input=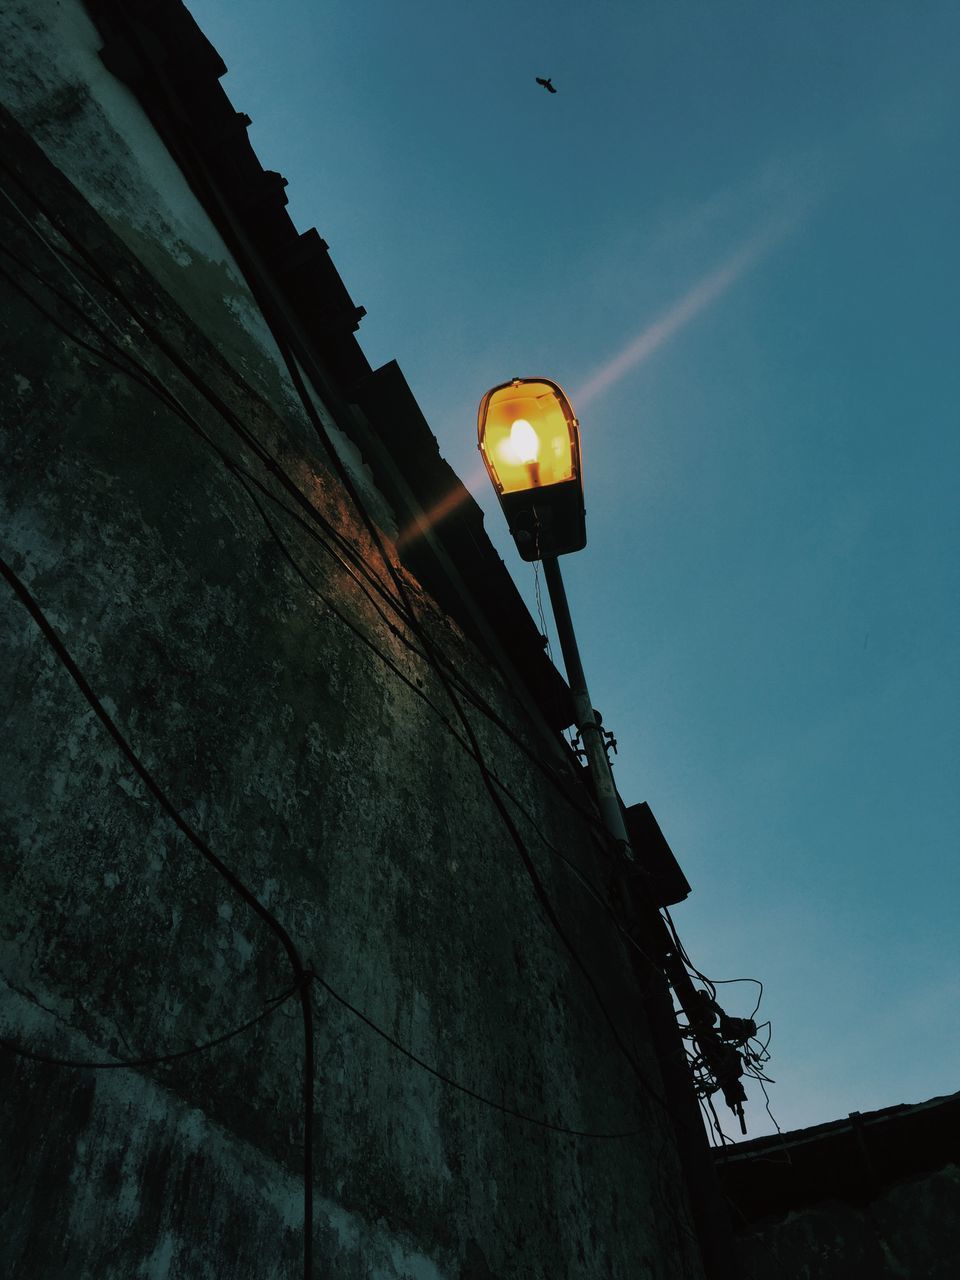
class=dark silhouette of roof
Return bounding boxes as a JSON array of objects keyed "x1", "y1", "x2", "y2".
[{"x1": 717, "y1": 1090, "x2": 960, "y2": 1222}]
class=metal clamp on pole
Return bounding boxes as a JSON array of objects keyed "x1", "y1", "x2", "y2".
[{"x1": 541, "y1": 555, "x2": 634, "y2": 863}]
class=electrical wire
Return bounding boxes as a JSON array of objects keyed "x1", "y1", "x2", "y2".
[
  {"x1": 0, "y1": 222, "x2": 412, "y2": 633},
  {"x1": 1, "y1": 963, "x2": 643, "y2": 1139},
  {"x1": 33, "y1": 174, "x2": 604, "y2": 827},
  {"x1": 532, "y1": 561, "x2": 579, "y2": 755},
  {"x1": 704, "y1": 1093, "x2": 735, "y2": 1148},
  {"x1": 0, "y1": 183, "x2": 671, "y2": 1116},
  {"x1": 0, "y1": 64, "x2": 789, "y2": 1278},
  {"x1": 668, "y1": 900, "x2": 776, "y2": 1136},
  {"x1": 0, "y1": 548, "x2": 680, "y2": 1235},
  {"x1": 0, "y1": 554, "x2": 316, "y2": 1280},
  {"x1": 2, "y1": 227, "x2": 649, "y2": 1008},
  {"x1": 0, "y1": 245, "x2": 458, "y2": 732},
  {"x1": 662, "y1": 905, "x2": 766, "y2": 1023},
  {"x1": 0, "y1": 979, "x2": 302, "y2": 1070},
  {"x1": 0, "y1": 547, "x2": 663, "y2": 1146},
  {"x1": 533, "y1": 562, "x2": 549, "y2": 658},
  {"x1": 0, "y1": 193, "x2": 615, "y2": 850},
  {"x1": 698, "y1": 1096, "x2": 723, "y2": 1150},
  {"x1": 752, "y1": 1021, "x2": 773, "y2": 1053},
  {"x1": 0, "y1": 149, "x2": 757, "y2": 1247},
  {"x1": 312, "y1": 978, "x2": 646, "y2": 1140},
  {"x1": 705, "y1": 975, "x2": 764, "y2": 1021},
  {"x1": 273, "y1": 324, "x2": 674, "y2": 1119},
  {"x1": 2, "y1": 237, "x2": 619, "y2": 929},
  {"x1": 0, "y1": 423, "x2": 672, "y2": 1262}
]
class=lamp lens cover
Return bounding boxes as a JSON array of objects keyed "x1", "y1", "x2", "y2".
[{"x1": 479, "y1": 381, "x2": 577, "y2": 493}]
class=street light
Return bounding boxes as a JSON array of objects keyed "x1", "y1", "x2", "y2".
[
  {"x1": 478, "y1": 376, "x2": 753, "y2": 1138},
  {"x1": 477, "y1": 377, "x2": 585, "y2": 561},
  {"x1": 478, "y1": 376, "x2": 630, "y2": 857}
]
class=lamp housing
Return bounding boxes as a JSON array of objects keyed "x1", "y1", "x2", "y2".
[{"x1": 477, "y1": 377, "x2": 586, "y2": 561}]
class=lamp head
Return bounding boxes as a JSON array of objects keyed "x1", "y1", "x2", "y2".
[{"x1": 477, "y1": 377, "x2": 586, "y2": 561}]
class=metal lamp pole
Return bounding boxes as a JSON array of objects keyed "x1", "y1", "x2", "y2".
[
  {"x1": 543, "y1": 552, "x2": 748, "y2": 1131},
  {"x1": 541, "y1": 555, "x2": 633, "y2": 861},
  {"x1": 475, "y1": 378, "x2": 630, "y2": 857},
  {"x1": 478, "y1": 379, "x2": 746, "y2": 1267}
]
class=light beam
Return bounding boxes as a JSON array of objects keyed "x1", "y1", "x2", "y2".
[{"x1": 573, "y1": 217, "x2": 799, "y2": 409}]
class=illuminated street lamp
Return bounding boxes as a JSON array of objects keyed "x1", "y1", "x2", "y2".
[
  {"x1": 479, "y1": 379, "x2": 757, "y2": 1142},
  {"x1": 478, "y1": 377, "x2": 631, "y2": 857},
  {"x1": 477, "y1": 377, "x2": 585, "y2": 561}
]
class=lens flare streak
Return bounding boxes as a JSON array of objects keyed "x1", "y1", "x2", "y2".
[{"x1": 573, "y1": 217, "x2": 799, "y2": 408}]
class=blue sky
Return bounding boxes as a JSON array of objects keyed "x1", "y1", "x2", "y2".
[{"x1": 185, "y1": 0, "x2": 959, "y2": 1138}]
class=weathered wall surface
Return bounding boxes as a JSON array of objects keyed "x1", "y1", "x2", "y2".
[
  {"x1": 0, "y1": 0, "x2": 394, "y2": 530},
  {"x1": 0, "y1": 3, "x2": 704, "y2": 1277},
  {"x1": 734, "y1": 1163, "x2": 960, "y2": 1279}
]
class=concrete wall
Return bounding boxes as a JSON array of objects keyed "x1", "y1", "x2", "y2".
[
  {"x1": 0, "y1": 3, "x2": 704, "y2": 1276},
  {"x1": 735, "y1": 1163, "x2": 960, "y2": 1279},
  {"x1": 0, "y1": 0, "x2": 393, "y2": 530}
]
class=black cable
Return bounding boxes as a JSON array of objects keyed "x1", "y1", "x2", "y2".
[
  {"x1": 0, "y1": 979, "x2": 302, "y2": 1070},
  {"x1": 663, "y1": 905, "x2": 774, "y2": 1128},
  {"x1": 0, "y1": 550, "x2": 657, "y2": 1138},
  {"x1": 705, "y1": 1094, "x2": 735, "y2": 1148},
  {"x1": 0, "y1": 209, "x2": 663, "y2": 1110},
  {"x1": 745, "y1": 1033, "x2": 772, "y2": 1067},
  {"x1": 0, "y1": 248, "x2": 461, "y2": 737},
  {"x1": 2, "y1": 236, "x2": 630, "y2": 981},
  {"x1": 0, "y1": 541, "x2": 683, "y2": 1280},
  {"x1": 697, "y1": 1096, "x2": 727, "y2": 1151},
  {"x1": 1, "y1": 142, "x2": 641, "y2": 882},
  {"x1": 0, "y1": 177, "x2": 411, "y2": 635},
  {"x1": 0, "y1": 77, "x2": 763, "y2": 1266},
  {"x1": 276, "y1": 337, "x2": 673, "y2": 1118},
  {"x1": 0, "y1": 234, "x2": 413, "y2": 637},
  {"x1": 0, "y1": 161, "x2": 722, "y2": 1199},
  {"x1": 0, "y1": 559, "x2": 306, "y2": 971},
  {"x1": 313, "y1": 978, "x2": 645, "y2": 1140},
  {"x1": 662, "y1": 908, "x2": 718, "y2": 1002},
  {"x1": 752, "y1": 1022, "x2": 773, "y2": 1054},
  {"x1": 714, "y1": 975, "x2": 764, "y2": 1022},
  {"x1": 749, "y1": 1075, "x2": 791, "y2": 1158},
  {"x1": 0, "y1": 562, "x2": 658, "y2": 1149},
  {"x1": 14, "y1": 175, "x2": 611, "y2": 842},
  {"x1": 662, "y1": 908, "x2": 764, "y2": 1012},
  {"x1": 0, "y1": 555, "x2": 316, "y2": 1280},
  {"x1": 0, "y1": 205, "x2": 612, "y2": 848},
  {"x1": 4, "y1": 242, "x2": 608, "y2": 926}
]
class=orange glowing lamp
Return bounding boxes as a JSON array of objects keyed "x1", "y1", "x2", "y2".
[{"x1": 477, "y1": 377, "x2": 585, "y2": 561}]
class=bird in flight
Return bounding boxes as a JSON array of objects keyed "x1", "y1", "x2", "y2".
[{"x1": 536, "y1": 76, "x2": 557, "y2": 94}]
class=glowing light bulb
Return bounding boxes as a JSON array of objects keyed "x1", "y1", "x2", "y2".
[{"x1": 509, "y1": 419, "x2": 539, "y2": 464}]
